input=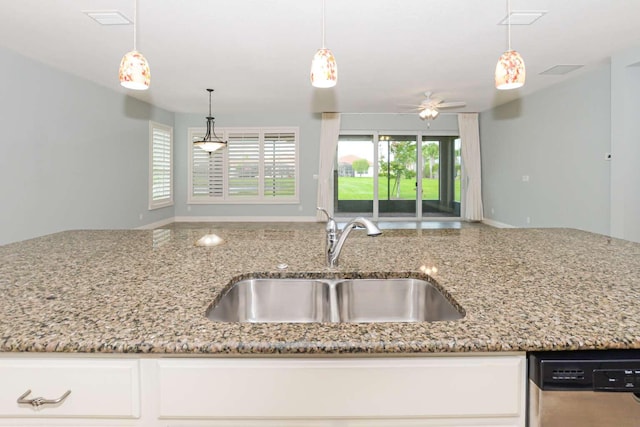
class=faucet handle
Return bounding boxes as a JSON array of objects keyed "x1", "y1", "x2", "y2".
[
  {"x1": 317, "y1": 207, "x2": 333, "y2": 221},
  {"x1": 316, "y1": 207, "x2": 337, "y2": 234}
]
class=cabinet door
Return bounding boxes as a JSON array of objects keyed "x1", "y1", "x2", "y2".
[
  {"x1": 157, "y1": 355, "x2": 525, "y2": 420},
  {"x1": 0, "y1": 358, "x2": 140, "y2": 419}
]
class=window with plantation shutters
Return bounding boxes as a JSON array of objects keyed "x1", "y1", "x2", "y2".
[
  {"x1": 148, "y1": 122, "x2": 173, "y2": 209},
  {"x1": 228, "y1": 132, "x2": 260, "y2": 197},
  {"x1": 188, "y1": 127, "x2": 299, "y2": 204},
  {"x1": 264, "y1": 132, "x2": 296, "y2": 197}
]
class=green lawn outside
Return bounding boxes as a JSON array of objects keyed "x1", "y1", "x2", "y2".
[{"x1": 338, "y1": 177, "x2": 461, "y2": 202}]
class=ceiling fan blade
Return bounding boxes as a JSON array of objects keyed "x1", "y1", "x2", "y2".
[{"x1": 437, "y1": 101, "x2": 466, "y2": 109}]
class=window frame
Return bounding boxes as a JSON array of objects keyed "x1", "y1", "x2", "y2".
[
  {"x1": 148, "y1": 121, "x2": 174, "y2": 210},
  {"x1": 187, "y1": 126, "x2": 300, "y2": 204}
]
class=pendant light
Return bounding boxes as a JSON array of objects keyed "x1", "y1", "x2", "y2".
[
  {"x1": 495, "y1": 0, "x2": 525, "y2": 90},
  {"x1": 119, "y1": 0, "x2": 150, "y2": 90},
  {"x1": 310, "y1": 0, "x2": 337, "y2": 88},
  {"x1": 194, "y1": 89, "x2": 227, "y2": 153}
]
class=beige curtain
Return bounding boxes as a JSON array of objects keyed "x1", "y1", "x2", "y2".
[
  {"x1": 316, "y1": 113, "x2": 341, "y2": 220},
  {"x1": 458, "y1": 113, "x2": 484, "y2": 221}
]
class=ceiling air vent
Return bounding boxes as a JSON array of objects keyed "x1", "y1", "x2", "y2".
[
  {"x1": 83, "y1": 11, "x2": 131, "y2": 26},
  {"x1": 498, "y1": 11, "x2": 547, "y2": 25},
  {"x1": 540, "y1": 65, "x2": 584, "y2": 76}
]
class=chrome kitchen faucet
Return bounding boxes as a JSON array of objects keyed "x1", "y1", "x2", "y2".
[{"x1": 317, "y1": 207, "x2": 382, "y2": 268}]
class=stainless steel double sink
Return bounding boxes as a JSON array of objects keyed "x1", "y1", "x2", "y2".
[{"x1": 206, "y1": 277, "x2": 464, "y2": 323}]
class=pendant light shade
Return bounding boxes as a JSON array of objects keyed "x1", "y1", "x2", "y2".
[
  {"x1": 119, "y1": 0, "x2": 150, "y2": 90},
  {"x1": 495, "y1": 0, "x2": 525, "y2": 90},
  {"x1": 495, "y1": 49, "x2": 525, "y2": 90},
  {"x1": 119, "y1": 50, "x2": 150, "y2": 90},
  {"x1": 310, "y1": 0, "x2": 337, "y2": 88},
  {"x1": 311, "y1": 48, "x2": 338, "y2": 88},
  {"x1": 194, "y1": 89, "x2": 227, "y2": 153}
]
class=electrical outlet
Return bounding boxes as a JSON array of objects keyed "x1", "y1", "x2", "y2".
[
  {"x1": 522, "y1": 175, "x2": 530, "y2": 182},
  {"x1": 139, "y1": 213, "x2": 143, "y2": 220},
  {"x1": 526, "y1": 216, "x2": 531, "y2": 224}
]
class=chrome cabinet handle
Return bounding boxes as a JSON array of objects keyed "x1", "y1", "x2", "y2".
[{"x1": 17, "y1": 389, "x2": 71, "y2": 408}]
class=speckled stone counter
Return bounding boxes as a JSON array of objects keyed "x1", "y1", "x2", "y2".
[{"x1": 1, "y1": 223, "x2": 639, "y2": 355}]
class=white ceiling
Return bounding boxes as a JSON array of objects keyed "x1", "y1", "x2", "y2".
[{"x1": 1, "y1": 0, "x2": 640, "y2": 115}]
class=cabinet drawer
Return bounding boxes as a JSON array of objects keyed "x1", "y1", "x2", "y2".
[
  {"x1": 0, "y1": 358, "x2": 140, "y2": 418},
  {"x1": 158, "y1": 355, "x2": 525, "y2": 419}
]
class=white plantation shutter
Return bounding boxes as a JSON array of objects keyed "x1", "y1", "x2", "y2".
[
  {"x1": 192, "y1": 146, "x2": 224, "y2": 198},
  {"x1": 149, "y1": 122, "x2": 173, "y2": 209},
  {"x1": 188, "y1": 127, "x2": 299, "y2": 203},
  {"x1": 264, "y1": 132, "x2": 296, "y2": 198},
  {"x1": 227, "y1": 132, "x2": 260, "y2": 197}
]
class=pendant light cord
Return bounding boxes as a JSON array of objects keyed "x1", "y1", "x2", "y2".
[
  {"x1": 133, "y1": 0, "x2": 137, "y2": 51},
  {"x1": 507, "y1": 0, "x2": 511, "y2": 51},
  {"x1": 321, "y1": 0, "x2": 326, "y2": 48}
]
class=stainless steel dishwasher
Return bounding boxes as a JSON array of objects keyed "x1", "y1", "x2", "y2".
[{"x1": 529, "y1": 350, "x2": 640, "y2": 426}]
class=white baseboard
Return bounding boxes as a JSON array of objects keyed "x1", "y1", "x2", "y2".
[
  {"x1": 482, "y1": 218, "x2": 516, "y2": 228},
  {"x1": 173, "y1": 215, "x2": 319, "y2": 223},
  {"x1": 136, "y1": 217, "x2": 175, "y2": 230}
]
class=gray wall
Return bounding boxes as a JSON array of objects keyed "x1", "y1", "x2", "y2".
[
  {"x1": 341, "y1": 113, "x2": 459, "y2": 134},
  {"x1": 173, "y1": 112, "x2": 459, "y2": 221},
  {"x1": 0, "y1": 47, "x2": 175, "y2": 245},
  {"x1": 480, "y1": 65, "x2": 612, "y2": 235},
  {"x1": 611, "y1": 46, "x2": 640, "y2": 243},
  {"x1": 174, "y1": 112, "x2": 322, "y2": 220}
]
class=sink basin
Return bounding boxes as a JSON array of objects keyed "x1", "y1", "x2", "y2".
[
  {"x1": 206, "y1": 279, "x2": 331, "y2": 323},
  {"x1": 335, "y1": 279, "x2": 463, "y2": 322},
  {"x1": 206, "y1": 277, "x2": 464, "y2": 323}
]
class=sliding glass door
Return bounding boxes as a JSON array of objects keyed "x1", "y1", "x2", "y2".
[
  {"x1": 378, "y1": 135, "x2": 417, "y2": 217},
  {"x1": 335, "y1": 132, "x2": 461, "y2": 219},
  {"x1": 420, "y1": 136, "x2": 461, "y2": 217},
  {"x1": 335, "y1": 135, "x2": 375, "y2": 217}
]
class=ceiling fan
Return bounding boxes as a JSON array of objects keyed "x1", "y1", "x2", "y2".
[{"x1": 408, "y1": 91, "x2": 467, "y2": 121}]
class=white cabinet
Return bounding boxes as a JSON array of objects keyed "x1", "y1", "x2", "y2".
[
  {"x1": 157, "y1": 354, "x2": 526, "y2": 426},
  {"x1": 0, "y1": 357, "x2": 140, "y2": 426},
  {"x1": 0, "y1": 353, "x2": 526, "y2": 427}
]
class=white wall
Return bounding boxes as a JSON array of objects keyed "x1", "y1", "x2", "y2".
[
  {"x1": 480, "y1": 65, "x2": 612, "y2": 235},
  {"x1": 611, "y1": 46, "x2": 640, "y2": 243},
  {"x1": 0, "y1": 47, "x2": 175, "y2": 245}
]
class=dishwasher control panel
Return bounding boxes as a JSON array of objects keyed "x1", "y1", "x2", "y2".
[
  {"x1": 529, "y1": 350, "x2": 640, "y2": 391},
  {"x1": 594, "y1": 369, "x2": 640, "y2": 391}
]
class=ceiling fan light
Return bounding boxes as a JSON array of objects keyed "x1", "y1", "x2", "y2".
[
  {"x1": 310, "y1": 48, "x2": 338, "y2": 88},
  {"x1": 119, "y1": 50, "x2": 150, "y2": 90},
  {"x1": 495, "y1": 49, "x2": 526, "y2": 90},
  {"x1": 419, "y1": 107, "x2": 439, "y2": 120}
]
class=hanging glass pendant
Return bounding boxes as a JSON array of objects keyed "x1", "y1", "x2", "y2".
[
  {"x1": 494, "y1": 0, "x2": 525, "y2": 90},
  {"x1": 119, "y1": 0, "x2": 150, "y2": 90},
  {"x1": 310, "y1": 0, "x2": 337, "y2": 88},
  {"x1": 119, "y1": 50, "x2": 150, "y2": 90},
  {"x1": 310, "y1": 47, "x2": 338, "y2": 88},
  {"x1": 495, "y1": 49, "x2": 525, "y2": 90}
]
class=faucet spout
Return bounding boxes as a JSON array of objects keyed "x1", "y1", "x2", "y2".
[{"x1": 317, "y1": 209, "x2": 381, "y2": 267}]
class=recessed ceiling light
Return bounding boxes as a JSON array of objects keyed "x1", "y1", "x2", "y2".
[
  {"x1": 84, "y1": 11, "x2": 131, "y2": 26},
  {"x1": 540, "y1": 65, "x2": 584, "y2": 75},
  {"x1": 499, "y1": 11, "x2": 547, "y2": 25}
]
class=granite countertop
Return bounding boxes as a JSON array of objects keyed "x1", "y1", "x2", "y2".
[{"x1": 1, "y1": 223, "x2": 639, "y2": 355}]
